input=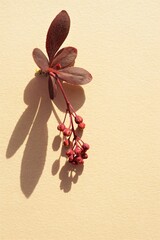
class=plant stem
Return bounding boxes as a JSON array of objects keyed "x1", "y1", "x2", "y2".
[{"x1": 49, "y1": 72, "x2": 77, "y2": 138}]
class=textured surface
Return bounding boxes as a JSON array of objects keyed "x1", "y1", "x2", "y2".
[{"x1": 1, "y1": 0, "x2": 160, "y2": 239}]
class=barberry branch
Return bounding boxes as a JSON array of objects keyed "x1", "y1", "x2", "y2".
[{"x1": 49, "y1": 71, "x2": 90, "y2": 165}]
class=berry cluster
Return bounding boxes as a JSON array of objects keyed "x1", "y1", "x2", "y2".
[
  {"x1": 57, "y1": 111, "x2": 90, "y2": 165},
  {"x1": 66, "y1": 143, "x2": 89, "y2": 165}
]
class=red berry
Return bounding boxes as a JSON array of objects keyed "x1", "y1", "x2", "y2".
[
  {"x1": 82, "y1": 143, "x2": 90, "y2": 151},
  {"x1": 75, "y1": 147, "x2": 82, "y2": 155},
  {"x1": 71, "y1": 160, "x2": 77, "y2": 165},
  {"x1": 57, "y1": 123, "x2": 65, "y2": 131},
  {"x1": 77, "y1": 157, "x2": 84, "y2": 164},
  {"x1": 63, "y1": 139, "x2": 70, "y2": 146},
  {"x1": 69, "y1": 155, "x2": 74, "y2": 162},
  {"x1": 55, "y1": 63, "x2": 62, "y2": 70},
  {"x1": 82, "y1": 153, "x2": 88, "y2": 159},
  {"x1": 79, "y1": 160, "x2": 84, "y2": 164},
  {"x1": 78, "y1": 122, "x2": 85, "y2": 129},
  {"x1": 76, "y1": 156, "x2": 83, "y2": 163},
  {"x1": 66, "y1": 149, "x2": 74, "y2": 156},
  {"x1": 75, "y1": 115, "x2": 83, "y2": 124},
  {"x1": 63, "y1": 128, "x2": 72, "y2": 136}
]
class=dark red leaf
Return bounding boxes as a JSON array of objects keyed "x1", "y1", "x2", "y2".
[
  {"x1": 48, "y1": 76, "x2": 57, "y2": 99},
  {"x1": 57, "y1": 67, "x2": 92, "y2": 85},
  {"x1": 50, "y1": 47, "x2": 77, "y2": 68},
  {"x1": 46, "y1": 10, "x2": 70, "y2": 62},
  {"x1": 32, "y1": 48, "x2": 49, "y2": 72}
]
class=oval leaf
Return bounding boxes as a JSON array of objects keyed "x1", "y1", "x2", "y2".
[
  {"x1": 48, "y1": 76, "x2": 57, "y2": 99},
  {"x1": 32, "y1": 48, "x2": 49, "y2": 72},
  {"x1": 46, "y1": 10, "x2": 70, "y2": 62},
  {"x1": 58, "y1": 67, "x2": 92, "y2": 85},
  {"x1": 50, "y1": 47, "x2": 77, "y2": 68}
]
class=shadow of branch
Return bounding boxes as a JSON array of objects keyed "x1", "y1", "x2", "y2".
[
  {"x1": 6, "y1": 75, "x2": 86, "y2": 196},
  {"x1": 20, "y1": 97, "x2": 52, "y2": 198}
]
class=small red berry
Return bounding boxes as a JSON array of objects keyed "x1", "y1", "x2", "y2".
[
  {"x1": 63, "y1": 139, "x2": 70, "y2": 146},
  {"x1": 57, "y1": 123, "x2": 65, "y2": 131},
  {"x1": 75, "y1": 115, "x2": 83, "y2": 124},
  {"x1": 66, "y1": 149, "x2": 74, "y2": 156},
  {"x1": 78, "y1": 122, "x2": 85, "y2": 129},
  {"x1": 82, "y1": 143, "x2": 90, "y2": 151},
  {"x1": 79, "y1": 160, "x2": 84, "y2": 164},
  {"x1": 55, "y1": 63, "x2": 62, "y2": 70},
  {"x1": 69, "y1": 155, "x2": 74, "y2": 162},
  {"x1": 63, "y1": 128, "x2": 72, "y2": 136},
  {"x1": 82, "y1": 153, "x2": 88, "y2": 159},
  {"x1": 71, "y1": 160, "x2": 77, "y2": 165},
  {"x1": 76, "y1": 156, "x2": 83, "y2": 163},
  {"x1": 77, "y1": 157, "x2": 84, "y2": 164},
  {"x1": 75, "y1": 147, "x2": 82, "y2": 155}
]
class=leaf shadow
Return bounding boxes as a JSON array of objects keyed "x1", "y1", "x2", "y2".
[
  {"x1": 6, "y1": 75, "x2": 52, "y2": 198},
  {"x1": 53, "y1": 82, "x2": 86, "y2": 112}
]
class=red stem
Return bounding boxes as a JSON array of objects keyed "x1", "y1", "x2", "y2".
[{"x1": 49, "y1": 72, "x2": 77, "y2": 138}]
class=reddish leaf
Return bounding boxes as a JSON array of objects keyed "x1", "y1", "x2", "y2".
[
  {"x1": 57, "y1": 67, "x2": 92, "y2": 85},
  {"x1": 32, "y1": 48, "x2": 49, "y2": 72},
  {"x1": 48, "y1": 76, "x2": 57, "y2": 99},
  {"x1": 50, "y1": 47, "x2": 77, "y2": 68},
  {"x1": 46, "y1": 10, "x2": 70, "y2": 62}
]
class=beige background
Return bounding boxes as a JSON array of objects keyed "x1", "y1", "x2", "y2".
[{"x1": 1, "y1": 0, "x2": 160, "y2": 239}]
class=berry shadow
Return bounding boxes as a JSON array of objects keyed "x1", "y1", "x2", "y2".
[
  {"x1": 59, "y1": 161, "x2": 84, "y2": 192},
  {"x1": 52, "y1": 157, "x2": 84, "y2": 193}
]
